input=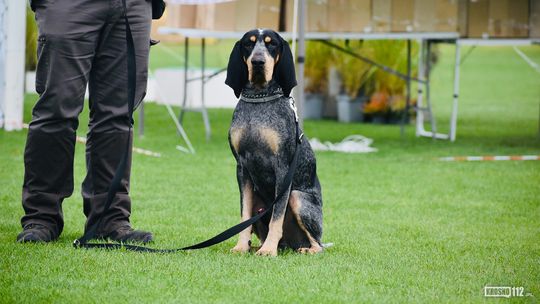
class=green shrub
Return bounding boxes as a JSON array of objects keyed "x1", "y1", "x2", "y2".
[
  {"x1": 306, "y1": 40, "x2": 420, "y2": 100},
  {"x1": 304, "y1": 41, "x2": 333, "y2": 93},
  {"x1": 363, "y1": 40, "x2": 418, "y2": 96},
  {"x1": 25, "y1": 7, "x2": 38, "y2": 71},
  {"x1": 331, "y1": 40, "x2": 376, "y2": 99}
]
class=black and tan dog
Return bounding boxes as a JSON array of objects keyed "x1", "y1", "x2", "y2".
[{"x1": 225, "y1": 29, "x2": 323, "y2": 256}]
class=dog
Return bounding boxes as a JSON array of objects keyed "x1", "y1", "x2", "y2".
[{"x1": 225, "y1": 29, "x2": 323, "y2": 256}]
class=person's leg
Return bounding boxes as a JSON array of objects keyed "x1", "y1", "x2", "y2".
[
  {"x1": 19, "y1": 0, "x2": 107, "y2": 242},
  {"x1": 82, "y1": 0, "x2": 152, "y2": 242}
]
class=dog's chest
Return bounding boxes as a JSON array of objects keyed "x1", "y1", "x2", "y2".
[
  {"x1": 229, "y1": 100, "x2": 293, "y2": 156},
  {"x1": 230, "y1": 126, "x2": 282, "y2": 157}
]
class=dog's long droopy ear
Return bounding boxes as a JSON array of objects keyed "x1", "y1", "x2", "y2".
[
  {"x1": 225, "y1": 41, "x2": 248, "y2": 98},
  {"x1": 274, "y1": 34, "x2": 297, "y2": 97}
]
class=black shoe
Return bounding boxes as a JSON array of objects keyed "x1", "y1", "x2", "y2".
[
  {"x1": 17, "y1": 223, "x2": 57, "y2": 243},
  {"x1": 100, "y1": 226, "x2": 153, "y2": 244}
]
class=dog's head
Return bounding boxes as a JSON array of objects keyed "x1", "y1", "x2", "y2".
[{"x1": 225, "y1": 29, "x2": 297, "y2": 98}]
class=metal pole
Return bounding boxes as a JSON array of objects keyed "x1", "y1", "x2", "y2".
[
  {"x1": 165, "y1": 104, "x2": 195, "y2": 154},
  {"x1": 201, "y1": 38, "x2": 205, "y2": 108},
  {"x1": 201, "y1": 37, "x2": 211, "y2": 140},
  {"x1": 291, "y1": 0, "x2": 298, "y2": 66},
  {"x1": 0, "y1": 0, "x2": 6, "y2": 128},
  {"x1": 401, "y1": 39, "x2": 411, "y2": 137},
  {"x1": 278, "y1": 0, "x2": 286, "y2": 32},
  {"x1": 426, "y1": 40, "x2": 437, "y2": 139},
  {"x1": 2, "y1": 0, "x2": 25, "y2": 131},
  {"x1": 415, "y1": 39, "x2": 425, "y2": 137},
  {"x1": 179, "y1": 36, "x2": 189, "y2": 123},
  {"x1": 296, "y1": 0, "x2": 306, "y2": 128},
  {"x1": 138, "y1": 101, "x2": 144, "y2": 137},
  {"x1": 450, "y1": 40, "x2": 461, "y2": 142}
]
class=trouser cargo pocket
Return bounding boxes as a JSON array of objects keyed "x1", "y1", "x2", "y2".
[{"x1": 35, "y1": 36, "x2": 49, "y2": 95}]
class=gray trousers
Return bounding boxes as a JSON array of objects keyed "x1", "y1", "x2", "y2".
[{"x1": 22, "y1": 0, "x2": 152, "y2": 237}]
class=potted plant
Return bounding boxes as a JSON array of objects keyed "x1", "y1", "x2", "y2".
[
  {"x1": 361, "y1": 40, "x2": 419, "y2": 124},
  {"x1": 332, "y1": 40, "x2": 374, "y2": 123},
  {"x1": 303, "y1": 41, "x2": 332, "y2": 120},
  {"x1": 363, "y1": 91, "x2": 389, "y2": 123}
]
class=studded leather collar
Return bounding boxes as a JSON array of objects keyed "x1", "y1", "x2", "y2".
[
  {"x1": 240, "y1": 87, "x2": 284, "y2": 103},
  {"x1": 240, "y1": 93, "x2": 283, "y2": 103}
]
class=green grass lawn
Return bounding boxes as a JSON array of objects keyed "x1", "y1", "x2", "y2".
[{"x1": 1, "y1": 45, "x2": 539, "y2": 303}]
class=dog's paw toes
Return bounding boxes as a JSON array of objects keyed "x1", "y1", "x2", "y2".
[
  {"x1": 249, "y1": 246, "x2": 261, "y2": 253},
  {"x1": 230, "y1": 245, "x2": 250, "y2": 254},
  {"x1": 297, "y1": 246, "x2": 323, "y2": 254},
  {"x1": 255, "y1": 247, "x2": 277, "y2": 257}
]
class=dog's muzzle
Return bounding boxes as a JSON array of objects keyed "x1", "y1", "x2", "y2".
[
  {"x1": 251, "y1": 58, "x2": 265, "y2": 68},
  {"x1": 251, "y1": 57, "x2": 266, "y2": 83}
]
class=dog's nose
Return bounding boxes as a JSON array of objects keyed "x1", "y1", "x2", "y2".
[{"x1": 251, "y1": 58, "x2": 265, "y2": 67}]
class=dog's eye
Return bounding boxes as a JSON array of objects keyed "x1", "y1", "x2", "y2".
[
  {"x1": 243, "y1": 41, "x2": 254, "y2": 49},
  {"x1": 266, "y1": 40, "x2": 277, "y2": 47}
]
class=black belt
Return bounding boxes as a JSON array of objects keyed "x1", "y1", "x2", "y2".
[{"x1": 73, "y1": 1, "x2": 301, "y2": 252}]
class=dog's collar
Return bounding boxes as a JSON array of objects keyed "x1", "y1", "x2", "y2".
[
  {"x1": 240, "y1": 87, "x2": 284, "y2": 103},
  {"x1": 240, "y1": 93, "x2": 283, "y2": 103}
]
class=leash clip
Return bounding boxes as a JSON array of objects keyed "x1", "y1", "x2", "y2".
[
  {"x1": 288, "y1": 97, "x2": 299, "y2": 122},
  {"x1": 289, "y1": 97, "x2": 303, "y2": 143},
  {"x1": 73, "y1": 239, "x2": 81, "y2": 248}
]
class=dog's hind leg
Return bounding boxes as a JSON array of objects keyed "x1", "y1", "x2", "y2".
[
  {"x1": 231, "y1": 165, "x2": 254, "y2": 254},
  {"x1": 289, "y1": 190, "x2": 323, "y2": 254}
]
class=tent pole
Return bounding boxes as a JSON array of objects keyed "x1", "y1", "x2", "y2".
[
  {"x1": 296, "y1": 0, "x2": 306, "y2": 128},
  {"x1": 2, "y1": 0, "x2": 26, "y2": 131},
  {"x1": 450, "y1": 40, "x2": 461, "y2": 142}
]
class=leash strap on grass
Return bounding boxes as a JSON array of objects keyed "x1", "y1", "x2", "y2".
[
  {"x1": 73, "y1": 5, "x2": 302, "y2": 251},
  {"x1": 74, "y1": 130, "x2": 300, "y2": 253}
]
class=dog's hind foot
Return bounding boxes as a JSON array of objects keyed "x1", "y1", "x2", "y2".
[{"x1": 297, "y1": 245, "x2": 323, "y2": 255}]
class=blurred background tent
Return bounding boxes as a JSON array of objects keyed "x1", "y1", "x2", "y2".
[{"x1": 2, "y1": 0, "x2": 539, "y2": 142}]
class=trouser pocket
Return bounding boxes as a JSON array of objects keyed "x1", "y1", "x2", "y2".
[{"x1": 35, "y1": 36, "x2": 49, "y2": 95}]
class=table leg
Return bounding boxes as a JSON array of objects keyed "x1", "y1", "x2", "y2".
[
  {"x1": 180, "y1": 37, "x2": 189, "y2": 123},
  {"x1": 401, "y1": 39, "x2": 412, "y2": 137},
  {"x1": 450, "y1": 41, "x2": 461, "y2": 142},
  {"x1": 201, "y1": 38, "x2": 211, "y2": 140}
]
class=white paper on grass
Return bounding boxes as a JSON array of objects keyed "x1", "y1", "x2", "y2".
[{"x1": 309, "y1": 135, "x2": 378, "y2": 153}]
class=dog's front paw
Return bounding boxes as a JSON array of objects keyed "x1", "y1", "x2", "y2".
[
  {"x1": 255, "y1": 246, "x2": 277, "y2": 257},
  {"x1": 298, "y1": 246, "x2": 323, "y2": 254},
  {"x1": 230, "y1": 243, "x2": 251, "y2": 254}
]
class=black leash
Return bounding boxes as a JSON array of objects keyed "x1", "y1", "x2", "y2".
[
  {"x1": 74, "y1": 135, "x2": 300, "y2": 252},
  {"x1": 73, "y1": 0, "x2": 302, "y2": 252},
  {"x1": 73, "y1": 0, "x2": 136, "y2": 249},
  {"x1": 74, "y1": 118, "x2": 301, "y2": 253}
]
